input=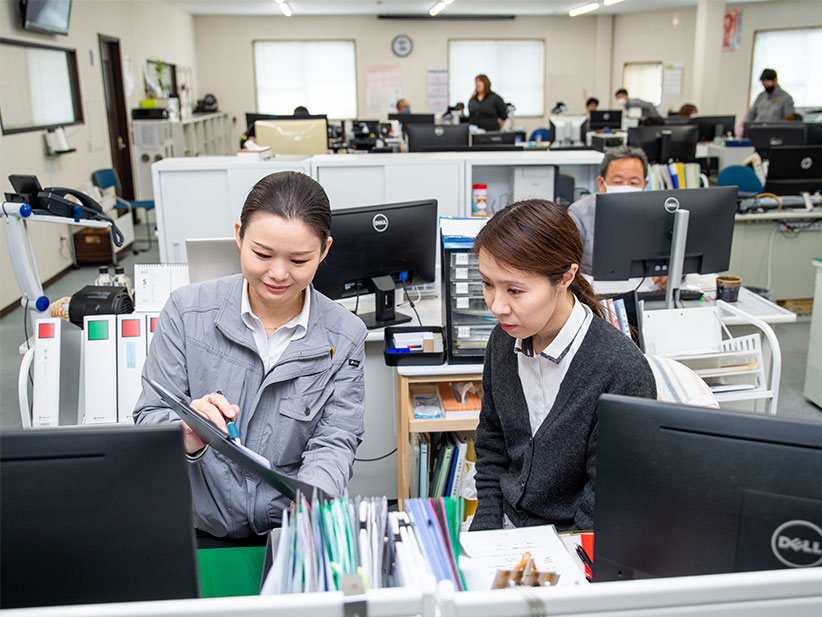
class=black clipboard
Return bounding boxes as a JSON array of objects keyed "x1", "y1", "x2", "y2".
[{"x1": 142, "y1": 376, "x2": 328, "y2": 502}]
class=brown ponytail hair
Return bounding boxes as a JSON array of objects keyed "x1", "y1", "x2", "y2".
[{"x1": 472, "y1": 199, "x2": 604, "y2": 320}]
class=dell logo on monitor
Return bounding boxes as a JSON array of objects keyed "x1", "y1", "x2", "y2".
[
  {"x1": 801, "y1": 156, "x2": 813, "y2": 170},
  {"x1": 372, "y1": 213, "x2": 389, "y2": 232},
  {"x1": 771, "y1": 520, "x2": 822, "y2": 568},
  {"x1": 664, "y1": 197, "x2": 680, "y2": 213}
]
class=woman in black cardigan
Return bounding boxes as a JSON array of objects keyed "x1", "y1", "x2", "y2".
[{"x1": 470, "y1": 200, "x2": 656, "y2": 532}]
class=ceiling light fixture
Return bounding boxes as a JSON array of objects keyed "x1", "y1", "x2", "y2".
[
  {"x1": 430, "y1": 0, "x2": 456, "y2": 17},
  {"x1": 603, "y1": 0, "x2": 626, "y2": 6},
  {"x1": 568, "y1": 3, "x2": 600, "y2": 17},
  {"x1": 278, "y1": 2, "x2": 292, "y2": 17}
]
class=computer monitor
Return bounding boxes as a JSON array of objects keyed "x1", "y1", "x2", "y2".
[
  {"x1": 406, "y1": 124, "x2": 469, "y2": 152},
  {"x1": 594, "y1": 394, "x2": 822, "y2": 581},
  {"x1": 186, "y1": 237, "x2": 241, "y2": 283},
  {"x1": 628, "y1": 125, "x2": 699, "y2": 163},
  {"x1": 550, "y1": 115, "x2": 588, "y2": 148},
  {"x1": 0, "y1": 425, "x2": 200, "y2": 608},
  {"x1": 255, "y1": 117, "x2": 329, "y2": 155},
  {"x1": 589, "y1": 110, "x2": 623, "y2": 131},
  {"x1": 592, "y1": 186, "x2": 738, "y2": 281},
  {"x1": 744, "y1": 122, "x2": 807, "y2": 159},
  {"x1": 763, "y1": 145, "x2": 822, "y2": 195},
  {"x1": 388, "y1": 112, "x2": 435, "y2": 127},
  {"x1": 312, "y1": 200, "x2": 438, "y2": 328},
  {"x1": 471, "y1": 131, "x2": 516, "y2": 147},
  {"x1": 692, "y1": 115, "x2": 735, "y2": 142},
  {"x1": 804, "y1": 123, "x2": 822, "y2": 145}
]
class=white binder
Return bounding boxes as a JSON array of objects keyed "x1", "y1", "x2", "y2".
[
  {"x1": 82, "y1": 315, "x2": 118, "y2": 424},
  {"x1": 117, "y1": 314, "x2": 147, "y2": 424}
]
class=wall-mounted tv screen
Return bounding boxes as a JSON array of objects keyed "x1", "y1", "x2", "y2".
[{"x1": 22, "y1": 0, "x2": 72, "y2": 35}]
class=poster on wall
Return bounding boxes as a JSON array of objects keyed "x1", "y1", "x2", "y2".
[
  {"x1": 662, "y1": 62, "x2": 684, "y2": 97},
  {"x1": 365, "y1": 65, "x2": 402, "y2": 116},
  {"x1": 723, "y1": 9, "x2": 743, "y2": 51},
  {"x1": 426, "y1": 69, "x2": 449, "y2": 114}
]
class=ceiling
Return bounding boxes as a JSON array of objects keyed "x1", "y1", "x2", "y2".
[{"x1": 162, "y1": 0, "x2": 775, "y2": 18}]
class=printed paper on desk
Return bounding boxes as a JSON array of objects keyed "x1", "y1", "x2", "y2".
[
  {"x1": 133, "y1": 264, "x2": 190, "y2": 312},
  {"x1": 458, "y1": 525, "x2": 588, "y2": 590}
]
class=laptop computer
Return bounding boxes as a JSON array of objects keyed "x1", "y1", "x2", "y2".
[{"x1": 186, "y1": 238, "x2": 242, "y2": 284}]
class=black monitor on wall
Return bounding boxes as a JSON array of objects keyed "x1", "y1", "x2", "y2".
[
  {"x1": 763, "y1": 145, "x2": 822, "y2": 195},
  {"x1": 406, "y1": 124, "x2": 469, "y2": 152},
  {"x1": 744, "y1": 122, "x2": 807, "y2": 159},
  {"x1": 22, "y1": 0, "x2": 72, "y2": 34},
  {"x1": 312, "y1": 200, "x2": 438, "y2": 328},
  {"x1": 592, "y1": 186, "x2": 738, "y2": 280},
  {"x1": 589, "y1": 110, "x2": 623, "y2": 131},
  {"x1": 594, "y1": 394, "x2": 822, "y2": 581},
  {"x1": 0, "y1": 425, "x2": 200, "y2": 608},
  {"x1": 628, "y1": 125, "x2": 699, "y2": 163}
]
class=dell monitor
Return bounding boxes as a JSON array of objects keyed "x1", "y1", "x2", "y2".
[
  {"x1": 0, "y1": 425, "x2": 200, "y2": 608},
  {"x1": 407, "y1": 124, "x2": 469, "y2": 152},
  {"x1": 471, "y1": 131, "x2": 516, "y2": 147},
  {"x1": 744, "y1": 122, "x2": 806, "y2": 159},
  {"x1": 312, "y1": 200, "x2": 438, "y2": 328},
  {"x1": 763, "y1": 145, "x2": 822, "y2": 195},
  {"x1": 550, "y1": 115, "x2": 588, "y2": 148},
  {"x1": 628, "y1": 125, "x2": 699, "y2": 163},
  {"x1": 594, "y1": 394, "x2": 822, "y2": 581},
  {"x1": 589, "y1": 110, "x2": 623, "y2": 131},
  {"x1": 592, "y1": 186, "x2": 738, "y2": 281}
]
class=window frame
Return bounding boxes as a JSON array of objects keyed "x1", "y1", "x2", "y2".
[
  {"x1": 0, "y1": 37, "x2": 84, "y2": 135},
  {"x1": 447, "y1": 38, "x2": 546, "y2": 118},
  {"x1": 748, "y1": 26, "x2": 822, "y2": 110},
  {"x1": 621, "y1": 61, "x2": 663, "y2": 107},
  {"x1": 252, "y1": 39, "x2": 359, "y2": 120}
]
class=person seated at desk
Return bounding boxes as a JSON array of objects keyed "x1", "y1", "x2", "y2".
[
  {"x1": 567, "y1": 145, "x2": 649, "y2": 277},
  {"x1": 396, "y1": 98, "x2": 411, "y2": 114},
  {"x1": 134, "y1": 171, "x2": 367, "y2": 541},
  {"x1": 586, "y1": 97, "x2": 599, "y2": 114},
  {"x1": 676, "y1": 103, "x2": 698, "y2": 117},
  {"x1": 469, "y1": 200, "x2": 656, "y2": 532}
]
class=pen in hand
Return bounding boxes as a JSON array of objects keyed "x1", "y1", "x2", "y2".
[{"x1": 215, "y1": 390, "x2": 242, "y2": 446}]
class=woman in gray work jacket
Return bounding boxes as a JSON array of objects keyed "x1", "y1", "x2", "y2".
[{"x1": 134, "y1": 171, "x2": 367, "y2": 541}]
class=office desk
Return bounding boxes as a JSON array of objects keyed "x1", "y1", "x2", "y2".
[{"x1": 805, "y1": 258, "x2": 822, "y2": 407}]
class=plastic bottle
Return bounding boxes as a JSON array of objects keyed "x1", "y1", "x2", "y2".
[
  {"x1": 94, "y1": 265, "x2": 112, "y2": 286},
  {"x1": 112, "y1": 265, "x2": 133, "y2": 299},
  {"x1": 472, "y1": 184, "x2": 488, "y2": 217}
]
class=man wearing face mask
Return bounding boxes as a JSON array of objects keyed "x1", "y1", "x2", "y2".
[
  {"x1": 568, "y1": 146, "x2": 649, "y2": 276},
  {"x1": 743, "y1": 68, "x2": 795, "y2": 123},
  {"x1": 614, "y1": 88, "x2": 660, "y2": 120}
]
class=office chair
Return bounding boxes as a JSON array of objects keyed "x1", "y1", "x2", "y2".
[
  {"x1": 92, "y1": 169, "x2": 154, "y2": 254},
  {"x1": 717, "y1": 165, "x2": 763, "y2": 197},
  {"x1": 529, "y1": 128, "x2": 551, "y2": 142}
]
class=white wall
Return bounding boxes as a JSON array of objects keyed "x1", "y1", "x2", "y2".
[
  {"x1": 0, "y1": 0, "x2": 197, "y2": 311},
  {"x1": 193, "y1": 14, "x2": 602, "y2": 147}
]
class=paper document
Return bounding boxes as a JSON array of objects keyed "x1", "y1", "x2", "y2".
[{"x1": 458, "y1": 525, "x2": 588, "y2": 590}]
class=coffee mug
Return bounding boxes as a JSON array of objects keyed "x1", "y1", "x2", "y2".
[{"x1": 716, "y1": 275, "x2": 742, "y2": 303}]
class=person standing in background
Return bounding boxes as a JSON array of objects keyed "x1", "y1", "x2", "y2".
[
  {"x1": 469, "y1": 74, "x2": 508, "y2": 131},
  {"x1": 744, "y1": 69, "x2": 794, "y2": 123},
  {"x1": 614, "y1": 88, "x2": 660, "y2": 120}
]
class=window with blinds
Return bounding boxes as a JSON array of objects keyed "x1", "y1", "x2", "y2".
[
  {"x1": 749, "y1": 27, "x2": 822, "y2": 109},
  {"x1": 622, "y1": 62, "x2": 663, "y2": 106}
]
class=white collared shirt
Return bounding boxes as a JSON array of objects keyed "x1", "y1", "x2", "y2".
[
  {"x1": 514, "y1": 296, "x2": 593, "y2": 436},
  {"x1": 240, "y1": 281, "x2": 311, "y2": 373}
]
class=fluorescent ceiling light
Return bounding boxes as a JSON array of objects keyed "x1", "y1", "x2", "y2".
[
  {"x1": 279, "y1": 2, "x2": 292, "y2": 16},
  {"x1": 569, "y1": 3, "x2": 600, "y2": 17},
  {"x1": 603, "y1": 0, "x2": 626, "y2": 6},
  {"x1": 429, "y1": 2, "x2": 448, "y2": 16}
]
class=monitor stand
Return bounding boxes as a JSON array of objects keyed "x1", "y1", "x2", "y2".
[
  {"x1": 665, "y1": 208, "x2": 689, "y2": 309},
  {"x1": 357, "y1": 275, "x2": 412, "y2": 329}
]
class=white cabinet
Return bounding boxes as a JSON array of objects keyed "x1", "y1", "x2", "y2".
[{"x1": 170, "y1": 112, "x2": 232, "y2": 158}]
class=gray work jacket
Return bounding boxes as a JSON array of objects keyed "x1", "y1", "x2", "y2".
[
  {"x1": 627, "y1": 98, "x2": 660, "y2": 119},
  {"x1": 743, "y1": 87, "x2": 795, "y2": 123},
  {"x1": 134, "y1": 274, "x2": 367, "y2": 538}
]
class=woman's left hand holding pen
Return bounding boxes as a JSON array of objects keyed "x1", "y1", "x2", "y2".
[{"x1": 184, "y1": 391, "x2": 241, "y2": 454}]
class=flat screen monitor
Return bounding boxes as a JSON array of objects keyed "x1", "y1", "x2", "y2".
[
  {"x1": 23, "y1": 0, "x2": 72, "y2": 34},
  {"x1": 406, "y1": 124, "x2": 469, "y2": 152},
  {"x1": 186, "y1": 237, "x2": 241, "y2": 283},
  {"x1": 389, "y1": 113, "x2": 435, "y2": 126},
  {"x1": 0, "y1": 425, "x2": 200, "y2": 608},
  {"x1": 255, "y1": 118, "x2": 328, "y2": 155},
  {"x1": 692, "y1": 115, "x2": 735, "y2": 142},
  {"x1": 589, "y1": 110, "x2": 623, "y2": 131},
  {"x1": 744, "y1": 122, "x2": 806, "y2": 159},
  {"x1": 628, "y1": 125, "x2": 699, "y2": 163},
  {"x1": 594, "y1": 394, "x2": 822, "y2": 581},
  {"x1": 763, "y1": 145, "x2": 822, "y2": 195},
  {"x1": 592, "y1": 186, "x2": 738, "y2": 280},
  {"x1": 471, "y1": 131, "x2": 516, "y2": 147},
  {"x1": 312, "y1": 200, "x2": 438, "y2": 328},
  {"x1": 550, "y1": 115, "x2": 588, "y2": 147},
  {"x1": 804, "y1": 123, "x2": 822, "y2": 146}
]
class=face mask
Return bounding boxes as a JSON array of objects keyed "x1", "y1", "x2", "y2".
[
  {"x1": 604, "y1": 184, "x2": 643, "y2": 193},
  {"x1": 765, "y1": 85, "x2": 775, "y2": 94},
  {"x1": 615, "y1": 99, "x2": 626, "y2": 107}
]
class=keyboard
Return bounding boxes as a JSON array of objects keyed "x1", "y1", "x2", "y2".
[{"x1": 636, "y1": 289, "x2": 704, "y2": 302}]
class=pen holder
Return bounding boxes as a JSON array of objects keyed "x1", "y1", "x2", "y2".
[{"x1": 383, "y1": 326, "x2": 446, "y2": 366}]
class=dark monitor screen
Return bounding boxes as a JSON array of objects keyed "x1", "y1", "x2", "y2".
[
  {"x1": 592, "y1": 186, "x2": 738, "y2": 280},
  {"x1": 389, "y1": 113, "x2": 435, "y2": 126},
  {"x1": 763, "y1": 145, "x2": 822, "y2": 195},
  {"x1": 594, "y1": 394, "x2": 822, "y2": 581},
  {"x1": 312, "y1": 200, "x2": 438, "y2": 328},
  {"x1": 471, "y1": 131, "x2": 516, "y2": 146},
  {"x1": 0, "y1": 425, "x2": 200, "y2": 608},
  {"x1": 804, "y1": 123, "x2": 822, "y2": 146},
  {"x1": 406, "y1": 124, "x2": 469, "y2": 152},
  {"x1": 692, "y1": 115, "x2": 736, "y2": 141},
  {"x1": 628, "y1": 125, "x2": 699, "y2": 163},
  {"x1": 744, "y1": 122, "x2": 807, "y2": 159},
  {"x1": 23, "y1": 0, "x2": 72, "y2": 34},
  {"x1": 589, "y1": 110, "x2": 623, "y2": 130}
]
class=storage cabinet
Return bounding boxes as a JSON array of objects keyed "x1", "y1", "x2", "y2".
[{"x1": 442, "y1": 249, "x2": 495, "y2": 364}]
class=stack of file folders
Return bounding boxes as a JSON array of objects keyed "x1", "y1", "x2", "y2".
[{"x1": 261, "y1": 494, "x2": 466, "y2": 594}]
